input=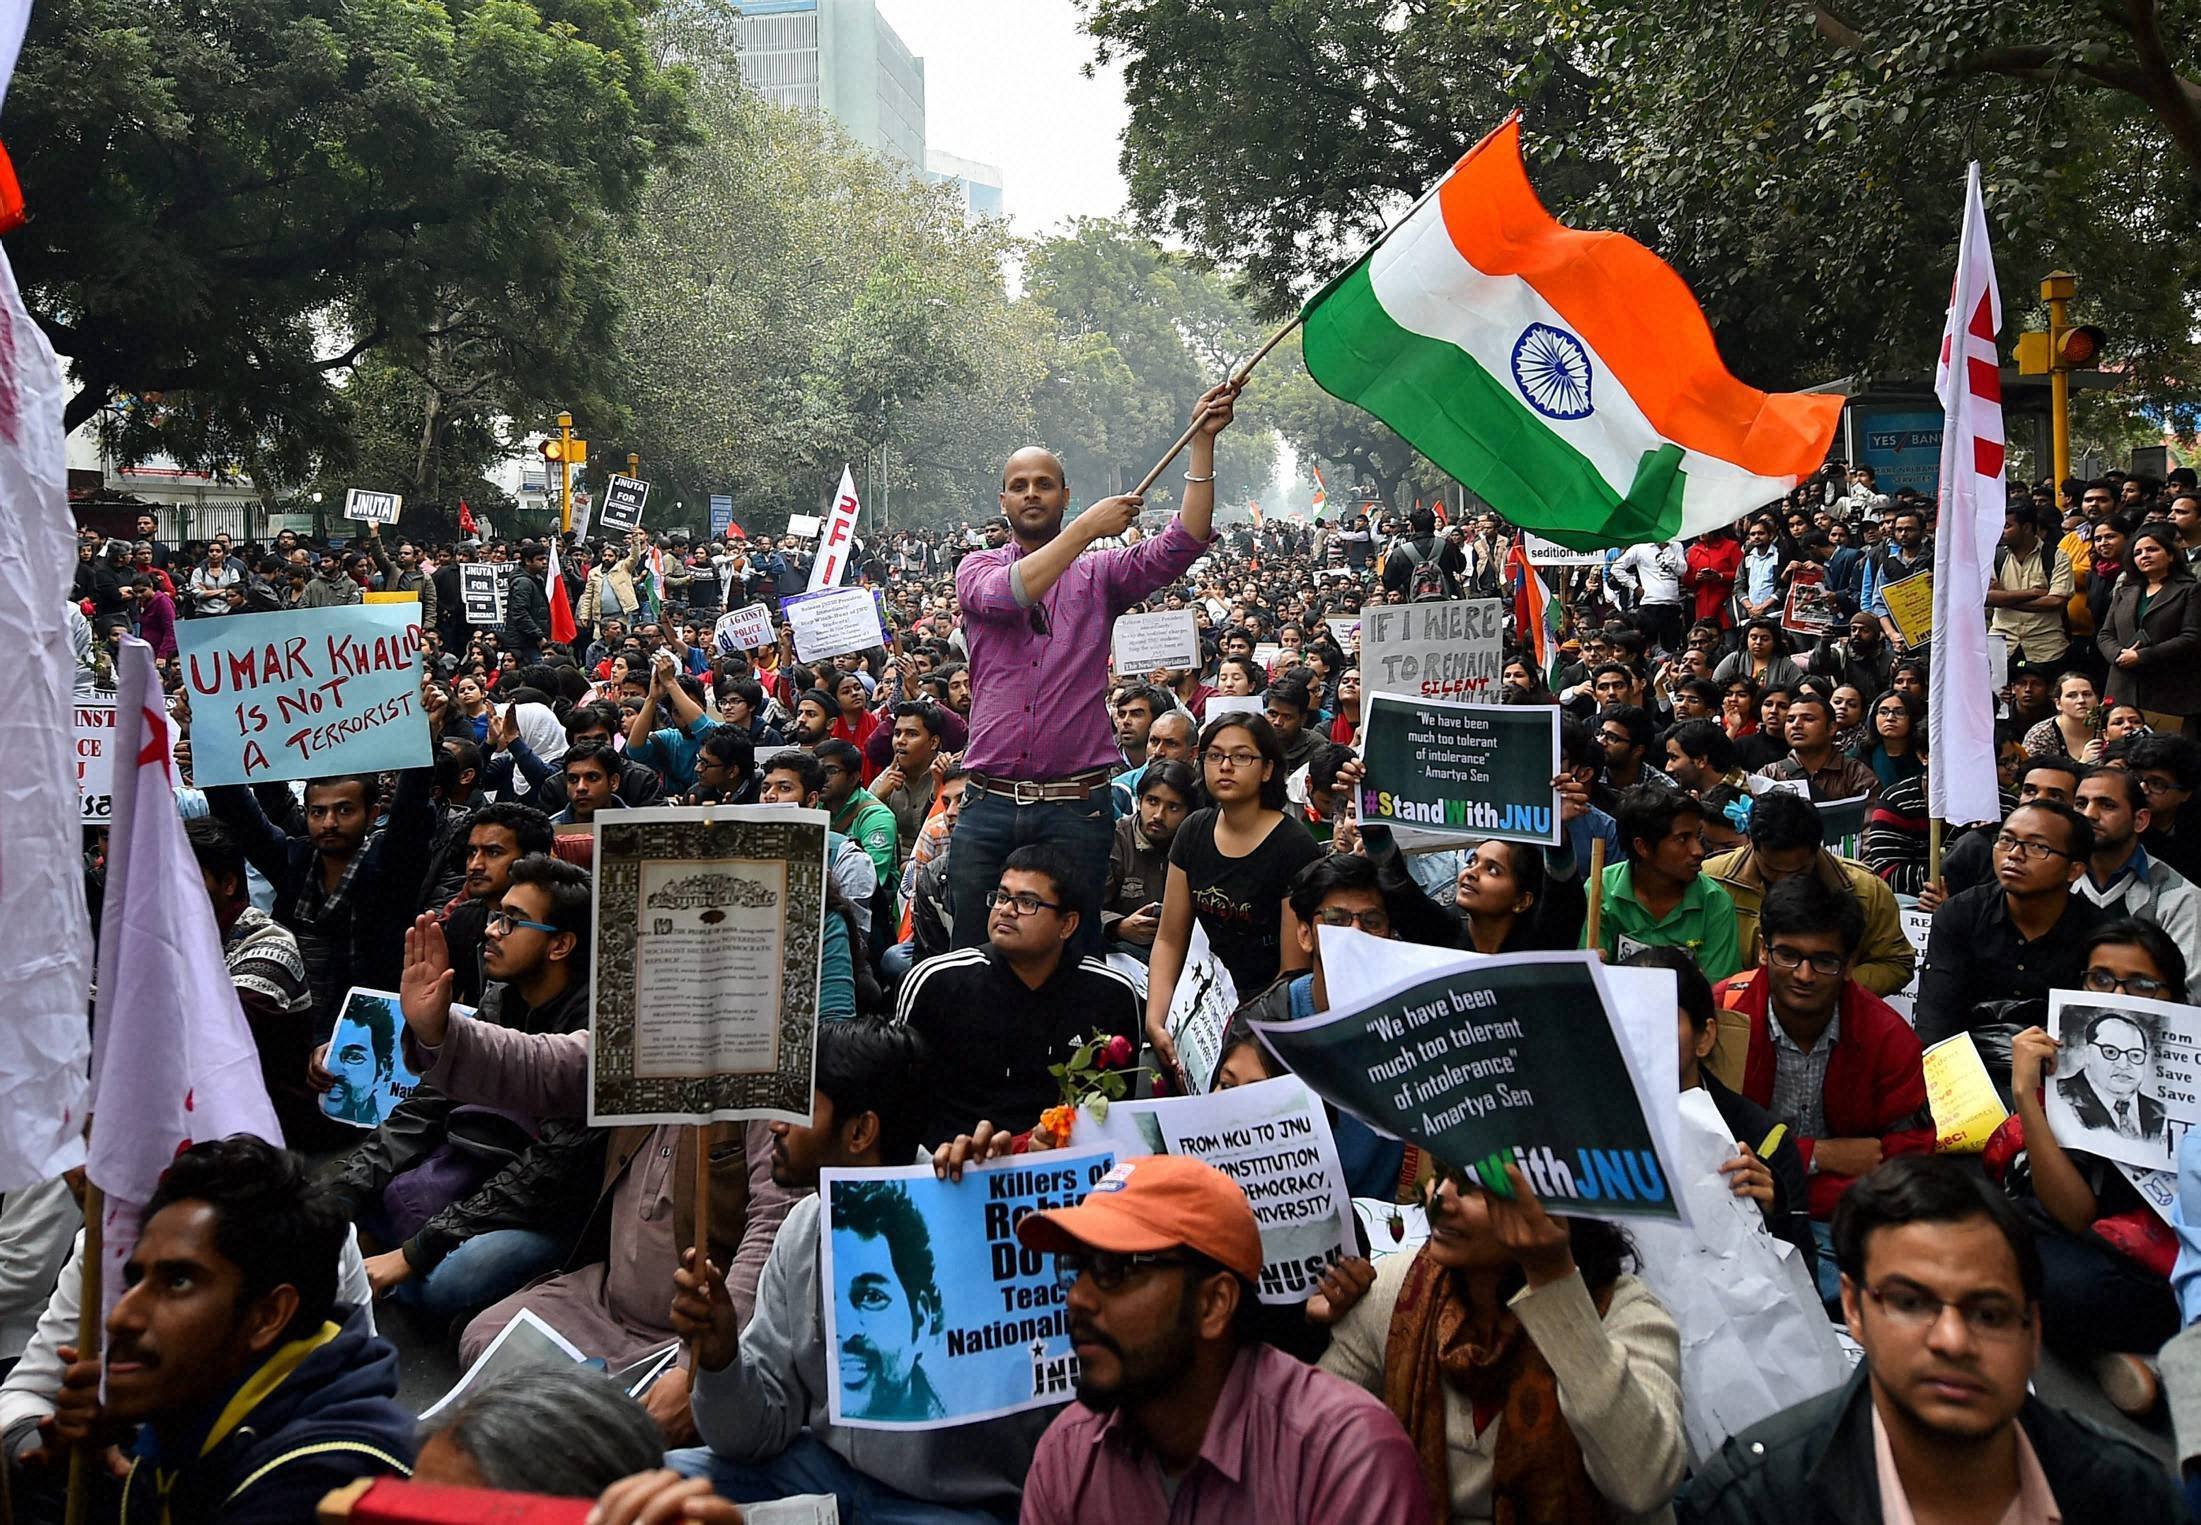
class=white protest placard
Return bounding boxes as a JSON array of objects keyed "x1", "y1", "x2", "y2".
[
  {"x1": 75, "y1": 703, "x2": 116, "y2": 822},
  {"x1": 418, "y1": 1309, "x2": 585, "y2": 1420},
  {"x1": 2041, "y1": 987, "x2": 2196, "y2": 1174},
  {"x1": 1060, "y1": 1077, "x2": 1356, "y2": 1306},
  {"x1": 787, "y1": 513, "x2": 823, "y2": 538},
  {"x1": 1522, "y1": 531, "x2": 1609, "y2": 566},
  {"x1": 176, "y1": 604, "x2": 431, "y2": 785},
  {"x1": 569, "y1": 487, "x2": 594, "y2": 542},
  {"x1": 713, "y1": 602, "x2": 776, "y2": 655},
  {"x1": 1110, "y1": 609, "x2": 1200, "y2": 674},
  {"x1": 344, "y1": 488, "x2": 401, "y2": 525},
  {"x1": 784, "y1": 584, "x2": 885, "y2": 663},
  {"x1": 1363, "y1": 597, "x2": 1504, "y2": 702},
  {"x1": 1203, "y1": 695, "x2": 1263, "y2": 723},
  {"x1": 1163, "y1": 920, "x2": 1237, "y2": 1092},
  {"x1": 460, "y1": 563, "x2": 505, "y2": 626},
  {"x1": 599, "y1": 473, "x2": 650, "y2": 535}
]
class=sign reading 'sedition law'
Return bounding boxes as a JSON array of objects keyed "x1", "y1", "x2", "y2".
[
  {"x1": 178, "y1": 605, "x2": 431, "y2": 785},
  {"x1": 1357, "y1": 692, "x2": 1561, "y2": 846}
]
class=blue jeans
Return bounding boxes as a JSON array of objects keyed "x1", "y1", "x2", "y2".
[
  {"x1": 947, "y1": 783, "x2": 1115, "y2": 962},
  {"x1": 1812, "y1": 1220, "x2": 1841, "y2": 1310},
  {"x1": 393, "y1": 1228, "x2": 564, "y2": 1325},
  {"x1": 667, "y1": 1434, "x2": 1005, "y2": 1525}
]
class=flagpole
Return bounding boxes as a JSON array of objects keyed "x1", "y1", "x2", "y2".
[
  {"x1": 1130, "y1": 152, "x2": 1468, "y2": 500},
  {"x1": 1585, "y1": 837, "x2": 1606, "y2": 954},
  {"x1": 62, "y1": 1183, "x2": 102, "y2": 1525}
]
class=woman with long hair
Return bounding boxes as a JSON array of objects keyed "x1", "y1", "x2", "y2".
[
  {"x1": 2097, "y1": 522, "x2": 2201, "y2": 734},
  {"x1": 1711, "y1": 618, "x2": 1804, "y2": 691},
  {"x1": 1452, "y1": 839, "x2": 1586, "y2": 954},
  {"x1": 1853, "y1": 687, "x2": 1926, "y2": 788},
  {"x1": 1143, "y1": 715, "x2": 1320, "y2": 1084},
  {"x1": 2023, "y1": 671, "x2": 2100, "y2": 760},
  {"x1": 1501, "y1": 656, "x2": 1558, "y2": 708},
  {"x1": 1317, "y1": 1164, "x2": 1684, "y2": 1522},
  {"x1": 451, "y1": 673, "x2": 493, "y2": 744}
]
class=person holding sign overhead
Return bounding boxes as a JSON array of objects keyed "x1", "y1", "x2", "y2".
[{"x1": 950, "y1": 383, "x2": 1237, "y2": 958}]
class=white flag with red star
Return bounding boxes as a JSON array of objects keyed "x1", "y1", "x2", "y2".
[{"x1": 88, "y1": 640, "x2": 282, "y2": 1283}]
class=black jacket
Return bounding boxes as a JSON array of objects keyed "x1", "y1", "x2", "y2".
[
  {"x1": 505, "y1": 567, "x2": 550, "y2": 648},
  {"x1": 1679, "y1": 1367, "x2": 2186, "y2": 1524},
  {"x1": 118, "y1": 1307, "x2": 413, "y2": 1525}
]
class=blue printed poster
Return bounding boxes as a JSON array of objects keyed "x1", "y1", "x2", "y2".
[
  {"x1": 178, "y1": 604, "x2": 431, "y2": 785},
  {"x1": 818, "y1": 1146, "x2": 1118, "y2": 1429},
  {"x1": 321, "y1": 988, "x2": 424, "y2": 1130}
]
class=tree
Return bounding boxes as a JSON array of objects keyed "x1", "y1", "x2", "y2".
[
  {"x1": 10, "y1": 0, "x2": 689, "y2": 479},
  {"x1": 1078, "y1": 0, "x2": 2201, "y2": 437}
]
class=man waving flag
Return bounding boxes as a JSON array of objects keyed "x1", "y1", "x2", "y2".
[{"x1": 1300, "y1": 116, "x2": 1841, "y2": 551}]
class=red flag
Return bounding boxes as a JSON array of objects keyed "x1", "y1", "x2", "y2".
[
  {"x1": 727, "y1": 518, "x2": 747, "y2": 540},
  {"x1": 0, "y1": 142, "x2": 23, "y2": 236},
  {"x1": 458, "y1": 499, "x2": 478, "y2": 537},
  {"x1": 547, "y1": 536, "x2": 577, "y2": 646}
]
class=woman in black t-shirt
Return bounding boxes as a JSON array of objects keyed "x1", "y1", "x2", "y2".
[{"x1": 1144, "y1": 714, "x2": 1320, "y2": 1084}]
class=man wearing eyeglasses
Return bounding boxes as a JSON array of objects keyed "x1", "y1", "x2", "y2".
[
  {"x1": 893, "y1": 844, "x2": 1141, "y2": 1149},
  {"x1": 1710, "y1": 876, "x2": 1931, "y2": 1303},
  {"x1": 1681, "y1": 1155, "x2": 2189, "y2": 1524},
  {"x1": 950, "y1": 384, "x2": 1238, "y2": 960},
  {"x1": 1916, "y1": 801, "x2": 2107, "y2": 1056}
]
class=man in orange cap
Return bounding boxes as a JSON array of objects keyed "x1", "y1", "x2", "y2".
[{"x1": 1014, "y1": 1156, "x2": 1430, "y2": 1523}]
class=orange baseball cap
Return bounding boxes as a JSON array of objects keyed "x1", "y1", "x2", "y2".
[{"x1": 1015, "y1": 1155, "x2": 1263, "y2": 1282}]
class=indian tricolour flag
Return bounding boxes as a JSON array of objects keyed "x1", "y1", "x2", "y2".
[{"x1": 1302, "y1": 117, "x2": 1842, "y2": 551}]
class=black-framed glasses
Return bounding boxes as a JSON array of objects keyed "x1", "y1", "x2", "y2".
[
  {"x1": 1767, "y1": 944, "x2": 1846, "y2": 977},
  {"x1": 985, "y1": 889, "x2": 1061, "y2": 917},
  {"x1": 487, "y1": 909, "x2": 559, "y2": 935},
  {"x1": 2081, "y1": 967, "x2": 2171, "y2": 999},
  {"x1": 1314, "y1": 907, "x2": 1392, "y2": 934},
  {"x1": 1993, "y1": 831, "x2": 2070, "y2": 862},
  {"x1": 1859, "y1": 1280, "x2": 2031, "y2": 1341},
  {"x1": 1053, "y1": 1250, "x2": 1197, "y2": 1293},
  {"x1": 2090, "y1": 1040, "x2": 2150, "y2": 1065}
]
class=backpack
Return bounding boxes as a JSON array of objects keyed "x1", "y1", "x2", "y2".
[{"x1": 1395, "y1": 536, "x2": 1456, "y2": 601}]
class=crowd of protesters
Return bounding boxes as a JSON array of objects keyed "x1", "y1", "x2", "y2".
[{"x1": 10, "y1": 427, "x2": 2201, "y2": 1523}]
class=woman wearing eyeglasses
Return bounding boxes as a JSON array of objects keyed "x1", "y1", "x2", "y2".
[
  {"x1": 1992, "y1": 920, "x2": 2187, "y2": 1416},
  {"x1": 1313, "y1": 1159, "x2": 1684, "y2": 1523},
  {"x1": 1143, "y1": 715, "x2": 1320, "y2": 1087},
  {"x1": 1850, "y1": 687, "x2": 1925, "y2": 790}
]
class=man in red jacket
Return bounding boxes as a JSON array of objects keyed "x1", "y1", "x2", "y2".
[{"x1": 1712, "y1": 874, "x2": 1932, "y2": 1304}]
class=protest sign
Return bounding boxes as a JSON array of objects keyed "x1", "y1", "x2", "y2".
[
  {"x1": 1363, "y1": 598, "x2": 1504, "y2": 702},
  {"x1": 418, "y1": 1309, "x2": 585, "y2": 1420},
  {"x1": 178, "y1": 604, "x2": 429, "y2": 786},
  {"x1": 1921, "y1": 1033, "x2": 2007, "y2": 1153},
  {"x1": 2041, "y1": 987, "x2": 2196, "y2": 1173},
  {"x1": 1781, "y1": 571, "x2": 1841, "y2": 637},
  {"x1": 818, "y1": 1147, "x2": 1120, "y2": 1429},
  {"x1": 1163, "y1": 920, "x2": 1237, "y2": 1092},
  {"x1": 1332, "y1": 615, "x2": 1360, "y2": 649},
  {"x1": 1250, "y1": 944, "x2": 1683, "y2": 1222},
  {"x1": 787, "y1": 512, "x2": 823, "y2": 538},
  {"x1": 599, "y1": 473, "x2": 650, "y2": 535},
  {"x1": 321, "y1": 988, "x2": 426, "y2": 1130},
  {"x1": 2119, "y1": 1162, "x2": 2179, "y2": 1226},
  {"x1": 1356, "y1": 692, "x2": 1561, "y2": 847},
  {"x1": 1627, "y1": 1087, "x2": 1849, "y2": 1463},
  {"x1": 784, "y1": 583, "x2": 886, "y2": 663},
  {"x1": 362, "y1": 590, "x2": 417, "y2": 605},
  {"x1": 1818, "y1": 794, "x2": 1870, "y2": 856},
  {"x1": 713, "y1": 603, "x2": 777, "y2": 655},
  {"x1": 1110, "y1": 609, "x2": 1200, "y2": 674},
  {"x1": 588, "y1": 806, "x2": 826, "y2": 1127},
  {"x1": 1522, "y1": 532, "x2": 1607, "y2": 566},
  {"x1": 1881, "y1": 567, "x2": 1933, "y2": 647},
  {"x1": 1251, "y1": 641, "x2": 1284, "y2": 672},
  {"x1": 460, "y1": 563, "x2": 505, "y2": 625},
  {"x1": 1060, "y1": 1077, "x2": 1354, "y2": 1304},
  {"x1": 569, "y1": 488, "x2": 593, "y2": 542},
  {"x1": 344, "y1": 488, "x2": 401, "y2": 525},
  {"x1": 1203, "y1": 694, "x2": 1263, "y2": 723},
  {"x1": 709, "y1": 493, "x2": 735, "y2": 537},
  {"x1": 75, "y1": 703, "x2": 116, "y2": 821}
]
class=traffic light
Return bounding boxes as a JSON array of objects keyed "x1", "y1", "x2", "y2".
[
  {"x1": 2055, "y1": 325, "x2": 2104, "y2": 369},
  {"x1": 539, "y1": 436, "x2": 587, "y2": 464}
]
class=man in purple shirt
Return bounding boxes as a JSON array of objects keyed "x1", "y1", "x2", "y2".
[
  {"x1": 1015, "y1": 1155, "x2": 1431, "y2": 1525},
  {"x1": 951, "y1": 384, "x2": 1237, "y2": 955}
]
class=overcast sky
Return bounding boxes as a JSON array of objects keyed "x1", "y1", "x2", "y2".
[{"x1": 874, "y1": 0, "x2": 1131, "y2": 239}]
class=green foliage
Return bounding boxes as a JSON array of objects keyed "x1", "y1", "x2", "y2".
[
  {"x1": 1079, "y1": 0, "x2": 2201, "y2": 440},
  {"x1": 9, "y1": 0, "x2": 690, "y2": 481}
]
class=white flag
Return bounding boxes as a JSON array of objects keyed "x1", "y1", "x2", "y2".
[
  {"x1": 1928, "y1": 163, "x2": 2005, "y2": 829},
  {"x1": 0, "y1": 243, "x2": 93, "y2": 1192},
  {"x1": 809, "y1": 465, "x2": 861, "y2": 592},
  {"x1": 89, "y1": 640, "x2": 283, "y2": 1282}
]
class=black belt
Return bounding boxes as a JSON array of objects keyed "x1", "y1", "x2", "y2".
[{"x1": 966, "y1": 767, "x2": 1114, "y2": 804}]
